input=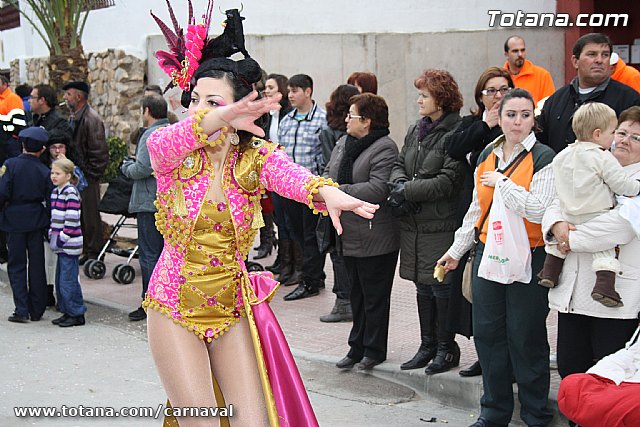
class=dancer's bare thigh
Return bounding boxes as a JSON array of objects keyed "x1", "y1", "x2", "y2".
[
  {"x1": 208, "y1": 318, "x2": 268, "y2": 426},
  {"x1": 147, "y1": 309, "x2": 220, "y2": 427}
]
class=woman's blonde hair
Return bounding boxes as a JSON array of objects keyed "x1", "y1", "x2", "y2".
[{"x1": 52, "y1": 158, "x2": 79, "y2": 186}]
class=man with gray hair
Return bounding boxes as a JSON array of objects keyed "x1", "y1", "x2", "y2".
[
  {"x1": 62, "y1": 81, "x2": 109, "y2": 264},
  {"x1": 121, "y1": 94, "x2": 168, "y2": 321}
]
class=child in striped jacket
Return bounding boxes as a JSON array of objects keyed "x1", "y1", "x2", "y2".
[{"x1": 49, "y1": 158, "x2": 86, "y2": 328}]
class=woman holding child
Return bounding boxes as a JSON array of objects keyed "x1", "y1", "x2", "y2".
[{"x1": 544, "y1": 105, "x2": 640, "y2": 381}]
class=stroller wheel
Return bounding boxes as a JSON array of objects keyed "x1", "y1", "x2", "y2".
[
  {"x1": 85, "y1": 259, "x2": 106, "y2": 280},
  {"x1": 112, "y1": 264, "x2": 123, "y2": 284},
  {"x1": 246, "y1": 261, "x2": 265, "y2": 272},
  {"x1": 83, "y1": 260, "x2": 94, "y2": 277},
  {"x1": 115, "y1": 264, "x2": 135, "y2": 285}
]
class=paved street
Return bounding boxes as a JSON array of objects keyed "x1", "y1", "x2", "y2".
[{"x1": 0, "y1": 214, "x2": 570, "y2": 426}]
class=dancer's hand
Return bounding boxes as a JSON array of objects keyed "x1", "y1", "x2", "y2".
[
  {"x1": 317, "y1": 186, "x2": 379, "y2": 235},
  {"x1": 201, "y1": 91, "x2": 282, "y2": 137}
]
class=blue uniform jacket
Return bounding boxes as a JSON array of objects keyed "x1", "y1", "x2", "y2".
[{"x1": 0, "y1": 154, "x2": 53, "y2": 232}]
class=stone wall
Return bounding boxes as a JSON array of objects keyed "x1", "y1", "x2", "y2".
[
  {"x1": 12, "y1": 49, "x2": 145, "y2": 143},
  {"x1": 87, "y1": 49, "x2": 145, "y2": 142}
]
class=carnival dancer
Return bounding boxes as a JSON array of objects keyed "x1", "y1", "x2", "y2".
[{"x1": 145, "y1": 2, "x2": 378, "y2": 426}]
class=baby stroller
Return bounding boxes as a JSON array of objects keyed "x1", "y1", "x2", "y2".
[{"x1": 83, "y1": 169, "x2": 138, "y2": 284}]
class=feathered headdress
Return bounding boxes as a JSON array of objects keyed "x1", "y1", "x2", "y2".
[{"x1": 151, "y1": 0, "x2": 251, "y2": 92}]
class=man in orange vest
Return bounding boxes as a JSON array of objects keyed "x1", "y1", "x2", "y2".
[
  {"x1": 503, "y1": 36, "x2": 556, "y2": 105},
  {"x1": 610, "y1": 52, "x2": 640, "y2": 93}
]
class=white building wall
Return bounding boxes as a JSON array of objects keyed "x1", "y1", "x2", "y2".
[
  {"x1": 1, "y1": 0, "x2": 564, "y2": 141},
  {"x1": 1, "y1": 0, "x2": 557, "y2": 66}
]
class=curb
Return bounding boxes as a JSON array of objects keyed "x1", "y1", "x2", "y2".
[{"x1": 1, "y1": 266, "x2": 567, "y2": 426}]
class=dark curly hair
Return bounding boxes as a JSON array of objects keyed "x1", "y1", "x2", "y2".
[
  {"x1": 349, "y1": 93, "x2": 390, "y2": 130},
  {"x1": 413, "y1": 69, "x2": 464, "y2": 113},
  {"x1": 325, "y1": 84, "x2": 360, "y2": 131}
]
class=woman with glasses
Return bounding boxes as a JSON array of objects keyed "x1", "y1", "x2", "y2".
[
  {"x1": 318, "y1": 84, "x2": 361, "y2": 323},
  {"x1": 388, "y1": 69, "x2": 465, "y2": 375},
  {"x1": 544, "y1": 106, "x2": 640, "y2": 391},
  {"x1": 325, "y1": 93, "x2": 399, "y2": 370},
  {"x1": 444, "y1": 67, "x2": 514, "y2": 377}
]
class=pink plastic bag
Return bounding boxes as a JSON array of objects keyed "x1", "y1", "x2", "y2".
[{"x1": 478, "y1": 181, "x2": 531, "y2": 284}]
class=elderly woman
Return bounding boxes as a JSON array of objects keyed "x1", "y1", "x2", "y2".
[
  {"x1": 544, "y1": 106, "x2": 640, "y2": 385},
  {"x1": 318, "y1": 84, "x2": 361, "y2": 323},
  {"x1": 324, "y1": 93, "x2": 399, "y2": 370},
  {"x1": 438, "y1": 88, "x2": 556, "y2": 427},
  {"x1": 389, "y1": 69, "x2": 465, "y2": 375},
  {"x1": 446, "y1": 67, "x2": 514, "y2": 377}
]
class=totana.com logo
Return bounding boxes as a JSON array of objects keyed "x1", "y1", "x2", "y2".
[{"x1": 488, "y1": 10, "x2": 629, "y2": 27}]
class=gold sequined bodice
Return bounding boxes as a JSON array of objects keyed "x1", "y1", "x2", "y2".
[{"x1": 176, "y1": 199, "x2": 246, "y2": 341}]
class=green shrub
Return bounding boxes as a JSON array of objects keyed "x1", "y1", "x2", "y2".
[{"x1": 102, "y1": 135, "x2": 127, "y2": 183}]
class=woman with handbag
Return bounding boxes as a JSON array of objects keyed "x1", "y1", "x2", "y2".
[
  {"x1": 438, "y1": 88, "x2": 556, "y2": 427},
  {"x1": 445, "y1": 67, "x2": 515, "y2": 377},
  {"x1": 323, "y1": 93, "x2": 400, "y2": 370},
  {"x1": 388, "y1": 69, "x2": 465, "y2": 375}
]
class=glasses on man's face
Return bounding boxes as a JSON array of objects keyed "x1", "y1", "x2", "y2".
[
  {"x1": 29, "y1": 95, "x2": 40, "y2": 100},
  {"x1": 347, "y1": 113, "x2": 364, "y2": 120},
  {"x1": 481, "y1": 87, "x2": 511, "y2": 97},
  {"x1": 614, "y1": 129, "x2": 640, "y2": 144}
]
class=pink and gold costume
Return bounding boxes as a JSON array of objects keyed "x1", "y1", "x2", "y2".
[{"x1": 144, "y1": 111, "x2": 333, "y2": 426}]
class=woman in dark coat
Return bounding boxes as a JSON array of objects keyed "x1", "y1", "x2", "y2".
[
  {"x1": 318, "y1": 84, "x2": 361, "y2": 323},
  {"x1": 444, "y1": 66, "x2": 514, "y2": 377},
  {"x1": 324, "y1": 93, "x2": 400, "y2": 370},
  {"x1": 388, "y1": 69, "x2": 465, "y2": 375}
]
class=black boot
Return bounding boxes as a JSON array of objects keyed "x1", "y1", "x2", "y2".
[
  {"x1": 425, "y1": 297, "x2": 460, "y2": 375},
  {"x1": 275, "y1": 240, "x2": 293, "y2": 282},
  {"x1": 267, "y1": 239, "x2": 288, "y2": 274},
  {"x1": 400, "y1": 294, "x2": 437, "y2": 370},
  {"x1": 282, "y1": 240, "x2": 303, "y2": 286},
  {"x1": 254, "y1": 214, "x2": 277, "y2": 259}
]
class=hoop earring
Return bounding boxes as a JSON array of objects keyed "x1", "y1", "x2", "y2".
[{"x1": 229, "y1": 133, "x2": 240, "y2": 146}]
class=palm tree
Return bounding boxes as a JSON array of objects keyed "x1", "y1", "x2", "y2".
[{"x1": 7, "y1": 0, "x2": 104, "y2": 89}]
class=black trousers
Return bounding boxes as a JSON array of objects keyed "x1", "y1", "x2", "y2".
[
  {"x1": 330, "y1": 252, "x2": 352, "y2": 300},
  {"x1": 473, "y1": 244, "x2": 552, "y2": 426},
  {"x1": 345, "y1": 251, "x2": 399, "y2": 361},
  {"x1": 80, "y1": 178, "x2": 104, "y2": 258},
  {"x1": 281, "y1": 198, "x2": 325, "y2": 285},
  {"x1": 557, "y1": 312, "x2": 638, "y2": 379},
  {"x1": 7, "y1": 230, "x2": 47, "y2": 319}
]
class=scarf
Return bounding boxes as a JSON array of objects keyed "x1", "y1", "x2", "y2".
[
  {"x1": 337, "y1": 128, "x2": 390, "y2": 184},
  {"x1": 418, "y1": 114, "x2": 446, "y2": 141}
]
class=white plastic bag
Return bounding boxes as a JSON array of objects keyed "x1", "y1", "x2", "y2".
[{"x1": 477, "y1": 181, "x2": 531, "y2": 284}]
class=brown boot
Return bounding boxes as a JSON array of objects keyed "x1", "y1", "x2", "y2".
[
  {"x1": 591, "y1": 270, "x2": 623, "y2": 307},
  {"x1": 537, "y1": 254, "x2": 565, "y2": 288}
]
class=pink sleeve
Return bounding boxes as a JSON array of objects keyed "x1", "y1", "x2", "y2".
[
  {"x1": 147, "y1": 115, "x2": 222, "y2": 177},
  {"x1": 259, "y1": 146, "x2": 333, "y2": 212}
]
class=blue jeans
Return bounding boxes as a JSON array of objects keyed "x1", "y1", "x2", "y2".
[
  {"x1": 137, "y1": 212, "x2": 164, "y2": 299},
  {"x1": 55, "y1": 253, "x2": 86, "y2": 317}
]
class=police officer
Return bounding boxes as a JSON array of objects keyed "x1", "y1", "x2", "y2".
[{"x1": 0, "y1": 127, "x2": 53, "y2": 323}]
